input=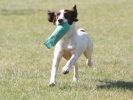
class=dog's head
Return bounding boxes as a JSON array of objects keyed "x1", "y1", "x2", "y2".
[{"x1": 47, "y1": 5, "x2": 78, "y2": 25}]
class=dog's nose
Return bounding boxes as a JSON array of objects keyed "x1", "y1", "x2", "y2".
[{"x1": 58, "y1": 19, "x2": 63, "y2": 24}]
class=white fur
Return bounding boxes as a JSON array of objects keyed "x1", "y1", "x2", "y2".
[{"x1": 49, "y1": 10, "x2": 93, "y2": 86}]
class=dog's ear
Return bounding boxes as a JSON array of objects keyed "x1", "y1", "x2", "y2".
[
  {"x1": 47, "y1": 11, "x2": 56, "y2": 23},
  {"x1": 72, "y1": 5, "x2": 78, "y2": 22}
]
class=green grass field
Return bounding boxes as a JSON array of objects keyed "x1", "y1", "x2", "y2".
[{"x1": 0, "y1": 0, "x2": 133, "y2": 99}]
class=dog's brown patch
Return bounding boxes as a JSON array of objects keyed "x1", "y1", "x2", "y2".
[
  {"x1": 63, "y1": 50, "x2": 72, "y2": 60},
  {"x1": 64, "y1": 5, "x2": 78, "y2": 25},
  {"x1": 47, "y1": 11, "x2": 56, "y2": 24}
]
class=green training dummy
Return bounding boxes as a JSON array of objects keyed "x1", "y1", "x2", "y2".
[{"x1": 44, "y1": 23, "x2": 70, "y2": 49}]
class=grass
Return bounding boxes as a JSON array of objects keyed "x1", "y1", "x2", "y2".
[{"x1": 0, "y1": 0, "x2": 133, "y2": 99}]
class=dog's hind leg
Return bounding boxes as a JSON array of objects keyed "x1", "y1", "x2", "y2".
[
  {"x1": 84, "y1": 48, "x2": 93, "y2": 67},
  {"x1": 73, "y1": 63, "x2": 78, "y2": 82}
]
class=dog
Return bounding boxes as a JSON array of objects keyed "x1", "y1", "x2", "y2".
[{"x1": 47, "y1": 5, "x2": 93, "y2": 86}]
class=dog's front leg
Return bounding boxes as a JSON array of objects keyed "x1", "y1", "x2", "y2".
[
  {"x1": 62, "y1": 53, "x2": 79, "y2": 74},
  {"x1": 49, "y1": 50, "x2": 62, "y2": 86}
]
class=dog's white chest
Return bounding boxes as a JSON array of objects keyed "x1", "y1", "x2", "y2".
[{"x1": 61, "y1": 40, "x2": 75, "y2": 51}]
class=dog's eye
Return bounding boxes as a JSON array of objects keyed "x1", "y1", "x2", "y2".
[
  {"x1": 64, "y1": 13, "x2": 69, "y2": 19},
  {"x1": 57, "y1": 12, "x2": 60, "y2": 16}
]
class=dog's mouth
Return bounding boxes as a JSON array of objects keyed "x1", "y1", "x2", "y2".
[
  {"x1": 57, "y1": 19, "x2": 67, "y2": 25},
  {"x1": 58, "y1": 21, "x2": 65, "y2": 25},
  {"x1": 58, "y1": 23, "x2": 65, "y2": 26},
  {"x1": 58, "y1": 23, "x2": 63, "y2": 25}
]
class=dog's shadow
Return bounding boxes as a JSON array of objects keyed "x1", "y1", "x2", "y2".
[{"x1": 97, "y1": 79, "x2": 133, "y2": 91}]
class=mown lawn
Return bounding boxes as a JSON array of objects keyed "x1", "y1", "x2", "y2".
[{"x1": 0, "y1": 0, "x2": 133, "y2": 100}]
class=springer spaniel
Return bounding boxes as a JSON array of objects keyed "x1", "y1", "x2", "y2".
[{"x1": 47, "y1": 5, "x2": 93, "y2": 86}]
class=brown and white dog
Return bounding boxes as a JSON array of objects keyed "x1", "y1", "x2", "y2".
[{"x1": 47, "y1": 5, "x2": 93, "y2": 86}]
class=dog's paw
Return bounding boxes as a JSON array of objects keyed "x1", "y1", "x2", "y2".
[
  {"x1": 62, "y1": 70, "x2": 69, "y2": 74},
  {"x1": 73, "y1": 77, "x2": 78, "y2": 82},
  {"x1": 62, "y1": 67, "x2": 69, "y2": 74},
  {"x1": 49, "y1": 82, "x2": 56, "y2": 87},
  {"x1": 86, "y1": 60, "x2": 93, "y2": 67},
  {"x1": 88, "y1": 62, "x2": 93, "y2": 67}
]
